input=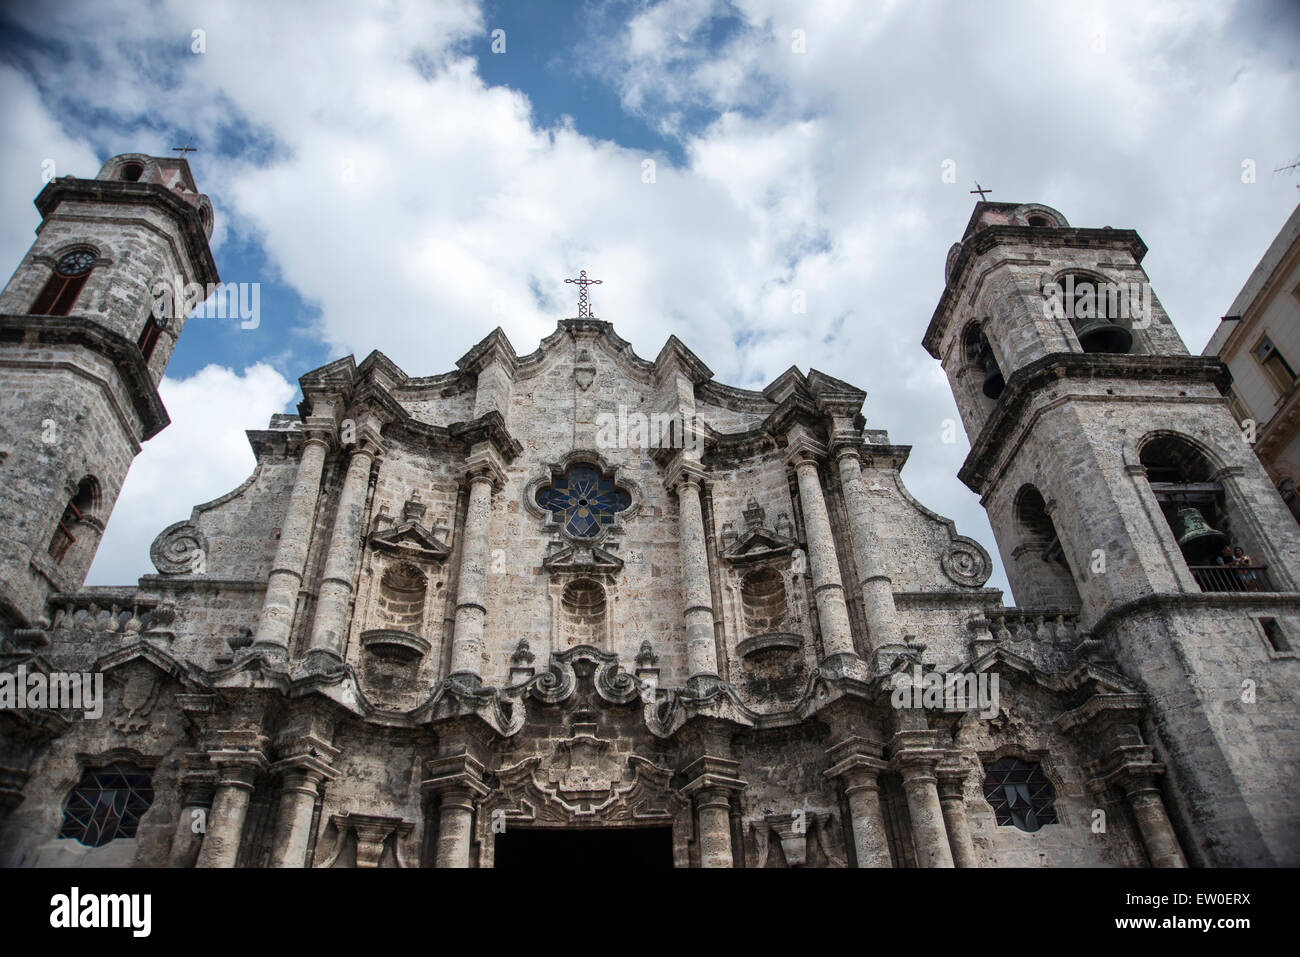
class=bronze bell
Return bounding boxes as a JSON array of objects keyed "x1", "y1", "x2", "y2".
[
  {"x1": 1174, "y1": 506, "x2": 1228, "y2": 563},
  {"x1": 1071, "y1": 315, "x2": 1133, "y2": 354},
  {"x1": 978, "y1": 340, "x2": 1005, "y2": 399}
]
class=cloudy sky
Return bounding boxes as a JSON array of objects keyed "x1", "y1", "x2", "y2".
[{"x1": 1, "y1": 0, "x2": 1296, "y2": 598}]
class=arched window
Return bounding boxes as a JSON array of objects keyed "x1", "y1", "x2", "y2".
[
  {"x1": 49, "y1": 476, "x2": 99, "y2": 564},
  {"x1": 963, "y1": 322, "x2": 1004, "y2": 401},
  {"x1": 535, "y1": 465, "x2": 629, "y2": 538},
  {"x1": 1140, "y1": 435, "x2": 1268, "y2": 591},
  {"x1": 119, "y1": 162, "x2": 144, "y2": 182},
  {"x1": 740, "y1": 567, "x2": 787, "y2": 634},
  {"x1": 58, "y1": 762, "x2": 154, "y2": 847},
  {"x1": 138, "y1": 316, "x2": 164, "y2": 361},
  {"x1": 982, "y1": 757, "x2": 1057, "y2": 833},
  {"x1": 30, "y1": 249, "x2": 96, "y2": 316},
  {"x1": 1057, "y1": 271, "x2": 1133, "y2": 355},
  {"x1": 1027, "y1": 215, "x2": 1051, "y2": 227},
  {"x1": 1011, "y1": 484, "x2": 1081, "y2": 610}
]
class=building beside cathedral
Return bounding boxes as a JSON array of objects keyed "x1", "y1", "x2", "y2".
[
  {"x1": 1204, "y1": 202, "x2": 1300, "y2": 523},
  {"x1": 0, "y1": 154, "x2": 1296, "y2": 868}
]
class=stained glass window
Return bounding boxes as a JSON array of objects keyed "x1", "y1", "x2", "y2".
[
  {"x1": 982, "y1": 757, "x2": 1057, "y2": 833},
  {"x1": 536, "y1": 465, "x2": 630, "y2": 538},
  {"x1": 58, "y1": 762, "x2": 155, "y2": 847}
]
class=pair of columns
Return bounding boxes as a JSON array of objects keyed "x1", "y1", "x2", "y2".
[
  {"x1": 669, "y1": 443, "x2": 877, "y2": 683},
  {"x1": 826, "y1": 733, "x2": 977, "y2": 868},
  {"x1": 189, "y1": 737, "x2": 338, "y2": 868},
  {"x1": 252, "y1": 411, "x2": 383, "y2": 667},
  {"x1": 1096, "y1": 753, "x2": 1187, "y2": 868}
]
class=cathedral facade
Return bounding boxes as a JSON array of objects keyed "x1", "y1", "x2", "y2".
[{"x1": 0, "y1": 154, "x2": 1296, "y2": 868}]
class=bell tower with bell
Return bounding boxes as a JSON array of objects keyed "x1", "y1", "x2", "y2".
[{"x1": 926, "y1": 200, "x2": 1300, "y2": 866}]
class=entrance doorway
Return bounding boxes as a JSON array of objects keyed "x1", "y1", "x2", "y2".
[{"x1": 493, "y1": 826, "x2": 673, "y2": 868}]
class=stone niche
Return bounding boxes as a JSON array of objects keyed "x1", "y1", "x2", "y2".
[{"x1": 719, "y1": 499, "x2": 811, "y2": 700}]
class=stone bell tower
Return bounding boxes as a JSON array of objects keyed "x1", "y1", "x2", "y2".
[
  {"x1": 926, "y1": 200, "x2": 1300, "y2": 866},
  {"x1": 0, "y1": 152, "x2": 218, "y2": 628}
]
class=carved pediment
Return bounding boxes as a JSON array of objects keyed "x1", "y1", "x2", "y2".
[
  {"x1": 485, "y1": 751, "x2": 682, "y2": 827},
  {"x1": 543, "y1": 543, "x2": 624, "y2": 575},
  {"x1": 721, "y1": 528, "x2": 797, "y2": 563},
  {"x1": 368, "y1": 521, "x2": 450, "y2": 561}
]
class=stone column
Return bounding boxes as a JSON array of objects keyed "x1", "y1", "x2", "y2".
[
  {"x1": 936, "y1": 765, "x2": 978, "y2": 868},
  {"x1": 268, "y1": 767, "x2": 330, "y2": 868},
  {"x1": 891, "y1": 734, "x2": 954, "y2": 868},
  {"x1": 834, "y1": 446, "x2": 902, "y2": 657},
  {"x1": 168, "y1": 769, "x2": 214, "y2": 868},
  {"x1": 790, "y1": 449, "x2": 858, "y2": 667},
  {"x1": 825, "y1": 749, "x2": 893, "y2": 867},
  {"x1": 254, "y1": 428, "x2": 331, "y2": 657},
  {"x1": 1120, "y1": 769, "x2": 1187, "y2": 868},
  {"x1": 194, "y1": 753, "x2": 267, "y2": 869},
  {"x1": 422, "y1": 754, "x2": 489, "y2": 868},
  {"x1": 693, "y1": 787, "x2": 735, "y2": 868},
  {"x1": 680, "y1": 751, "x2": 745, "y2": 868},
  {"x1": 448, "y1": 462, "x2": 501, "y2": 683},
  {"x1": 673, "y1": 470, "x2": 719, "y2": 686},
  {"x1": 305, "y1": 432, "x2": 380, "y2": 669}
]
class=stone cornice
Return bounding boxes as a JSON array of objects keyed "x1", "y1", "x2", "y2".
[
  {"x1": 34, "y1": 177, "x2": 219, "y2": 288},
  {"x1": 448, "y1": 409, "x2": 523, "y2": 463},
  {"x1": 958, "y1": 353, "x2": 1231, "y2": 493},
  {"x1": 652, "y1": 334, "x2": 714, "y2": 385},
  {"x1": 0, "y1": 314, "x2": 169, "y2": 439},
  {"x1": 1085, "y1": 589, "x2": 1300, "y2": 642},
  {"x1": 925, "y1": 225, "x2": 1147, "y2": 357},
  {"x1": 456, "y1": 327, "x2": 519, "y2": 378}
]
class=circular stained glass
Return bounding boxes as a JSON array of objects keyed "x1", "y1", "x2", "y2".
[
  {"x1": 56, "y1": 250, "x2": 95, "y2": 276},
  {"x1": 536, "y1": 465, "x2": 630, "y2": 538}
]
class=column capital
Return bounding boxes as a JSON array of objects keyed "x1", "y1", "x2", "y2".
[
  {"x1": 1087, "y1": 744, "x2": 1167, "y2": 799},
  {"x1": 935, "y1": 762, "x2": 973, "y2": 800},
  {"x1": 463, "y1": 449, "x2": 508, "y2": 491},
  {"x1": 270, "y1": 742, "x2": 339, "y2": 783},
  {"x1": 679, "y1": 754, "x2": 746, "y2": 798},
  {"x1": 421, "y1": 753, "x2": 491, "y2": 800},
  {"x1": 207, "y1": 750, "x2": 270, "y2": 790},
  {"x1": 787, "y1": 438, "x2": 829, "y2": 470},
  {"x1": 663, "y1": 457, "x2": 708, "y2": 494},
  {"x1": 889, "y1": 730, "x2": 947, "y2": 779}
]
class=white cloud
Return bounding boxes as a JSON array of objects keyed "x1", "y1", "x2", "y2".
[
  {"x1": 5, "y1": 0, "x2": 1297, "y2": 599},
  {"x1": 85, "y1": 364, "x2": 296, "y2": 585}
]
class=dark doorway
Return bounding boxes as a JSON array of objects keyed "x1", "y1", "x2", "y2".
[{"x1": 493, "y1": 827, "x2": 673, "y2": 868}]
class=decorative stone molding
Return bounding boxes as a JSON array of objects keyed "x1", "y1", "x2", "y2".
[
  {"x1": 940, "y1": 535, "x2": 993, "y2": 587},
  {"x1": 360, "y1": 629, "x2": 430, "y2": 664},
  {"x1": 149, "y1": 521, "x2": 208, "y2": 574},
  {"x1": 319, "y1": 812, "x2": 416, "y2": 868},
  {"x1": 527, "y1": 645, "x2": 641, "y2": 706}
]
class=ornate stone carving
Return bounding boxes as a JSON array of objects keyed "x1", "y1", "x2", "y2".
[
  {"x1": 940, "y1": 536, "x2": 992, "y2": 587},
  {"x1": 150, "y1": 521, "x2": 207, "y2": 574}
]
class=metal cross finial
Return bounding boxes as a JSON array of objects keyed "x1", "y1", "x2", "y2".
[
  {"x1": 171, "y1": 139, "x2": 198, "y2": 157},
  {"x1": 970, "y1": 182, "x2": 992, "y2": 201},
  {"x1": 564, "y1": 270, "x2": 602, "y2": 318}
]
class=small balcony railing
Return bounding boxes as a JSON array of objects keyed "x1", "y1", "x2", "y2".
[{"x1": 1189, "y1": 564, "x2": 1275, "y2": 593}]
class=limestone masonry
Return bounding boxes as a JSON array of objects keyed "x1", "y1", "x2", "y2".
[{"x1": 0, "y1": 155, "x2": 1296, "y2": 867}]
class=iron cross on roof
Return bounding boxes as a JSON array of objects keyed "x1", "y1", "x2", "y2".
[
  {"x1": 564, "y1": 270, "x2": 602, "y2": 318},
  {"x1": 171, "y1": 139, "x2": 198, "y2": 157},
  {"x1": 970, "y1": 182, "x2": 992, "y2": 201}
]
